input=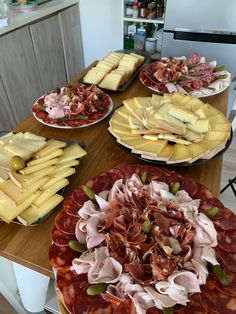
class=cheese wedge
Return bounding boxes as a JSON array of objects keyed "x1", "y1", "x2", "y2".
[
  {"x1": 19, "y1": 158, "x2": 59, "y2": 175},
  {"x1": 57, "y1": 144, "x2": 87, "y2": 164},
  {"x1": 132, "y1": 140, "x2": 167, "y2": 156},
  {"x1": 18, "y1": 194, "x2": 63, "y2": 226},
  {"x1": 188, "y1": 143, "x2": 210, "y2": 163},
  {"x1": 109, "y1": 123, "x2": 137, "y2": 138},
  {"x1": 55, "y1": 160, "x2": 79, "y2": 171},
  {"x1": 35, "y1": 139, "x2": 66, "y2": 157},
  {"x1": 167, "y1": 144, "x2": 192, "y2": 163},
  {"x1": 157, "y1": 145, "x2": 174, "y2": 161},
  {"x1": 0, "y1": 191, "x2": 41, "y2": 223},
  {"x1": 27, "y1": 149, "x2": 63, "y2": 166},
  {"x1": 4, "y1": 140, "x2": 46, "y2": 160},
  {"x1": 0, "y1": 177, "x2": 48, "y2": 205},
  {"x1": 33, "y1": 178, "x2": 69, "y2": 208},
  {"x1": 204, "y1": 131, "x2": 230, "y2": 142},
  {"x1": 168, "y1": 106, "x2": 198, "y2": 125},
  {"x1": 83, "y1": 69, "x2": 107, "y2": 85},
  {"x1": 42, "y1": 167, "x2": 76, "y2": 190},
  {"x1": 9, "y1": 166, "x2": 56, "y2": 189},
  {"x1": 99, "y1": 73, "x2": 123, "y2": 91},
  {"x1": 117, "y1": 136, "x2": 143, "y2": 149}
]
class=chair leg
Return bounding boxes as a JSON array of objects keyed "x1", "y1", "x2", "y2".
[{"x1": 220, "y1": 177, "x2": 236, "y2": 195}]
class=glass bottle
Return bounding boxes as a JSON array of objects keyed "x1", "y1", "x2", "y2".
[
  {"x1": 140, "y1": 0, "x2": 148, "y2": 18},
  {"x1": 132, "y1": 1, "x2": 139, "y2": 19}
]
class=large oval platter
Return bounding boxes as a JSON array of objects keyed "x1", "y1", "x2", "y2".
[{"x1": 49, "y1": 164, "x2": 236, "y2": 314}]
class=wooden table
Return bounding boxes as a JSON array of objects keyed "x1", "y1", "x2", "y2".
[{"x1": 0, "y1": 70, "x2": 229, "y2": 278}]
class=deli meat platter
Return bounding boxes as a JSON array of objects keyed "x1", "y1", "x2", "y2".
[
  {"x1": 49, "y1": 164, "x2": 236, "y2": 314},
  {"x1": 140, "y1": 52, "x2": 231, "y2": 97}
]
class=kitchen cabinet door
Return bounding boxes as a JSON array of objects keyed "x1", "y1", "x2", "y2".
[
  {"x1": 0, "y1": 77, "x2": 17, "y2": 130},
  {"x1": 59, "y1": 4, "x2": 84, "y2": 81},
  {"x1": 0, "y1": 27, "x2": 43, "y2": 124},
  {"x1": 30, "y1": 15, "x2": 67, "y2": 93}
]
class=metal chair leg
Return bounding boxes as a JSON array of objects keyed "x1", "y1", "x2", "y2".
[{"x1": 220, "y1": 177, "x2": 236, "y2": 195}]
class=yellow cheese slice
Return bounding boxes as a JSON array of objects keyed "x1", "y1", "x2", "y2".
[
  {"x1": 35, "y1": 139, "x2": 67, "y2": 158},
  {"x1": 187, "y1": 98, "x2": 205, "y2": 110},
  {"x1": 23, "y1": 132, "x2": 46, "y2": 141},
  {"x1": 132, "y1": 140, "x2": 167, "y2": 156},
  {"x1": 57, "y1": 144, "x2": 87, "y2": 164},
  {"x1": 0, "y1": 177, "x2": 48, "y2": 205},
  {"x1": 110, "y1": 112, "x2": 129, "y2": 128},
  {"x1": 18, "y1": 194, "x2": 63, "y2": 226},
  {"x1": 177, "y1": 95, "x2": 193, "y2": 107},
  {"x1": 55, "y1": 160, "x2": 79, "y2": 172},
  {"x1": 188, "y1": 143, "x2": 210, "y2": 163},
  {"x1": 155, "y1": 103, "x2": 173, "y2": 119},
  {"x1": 98, "y1": 73, "x2": 123, "y2": 91},
  {"x1": 19, "y1": 158, "x2": 59, "y2": 175},
  {"x1": 157, "y1": 145, "x2": 174, "y2": 161},
  {"x1": 155, "y1": 119, "x2": 186, "y2": 135},
  {"x1": 200, "y1": 140, "x2": 226, "y2": 159},
  {"x1": 0, "y1": 151, "x2": 12, "y2": 170},
  {"x1": 4, "y1": 140, "x2": 46, "y2": 160},
  {"x1": 167, "y1": 144, "x2": 192, "y2": 163},
  {"x1": 204, "y1": 131, "x2": 230, "y2": 142},
  {"x1": 9, "y1": 166, "x2": 56, "y2": 188},
  {"x1": 187, "y1": 119, "x2": 209, "y2": 133},
  {"x1": 210, "y1": 123, "x2": 231, "y2": 132},
  {"x1": 0, "y1": 168, "x2": 9, "y2": 182},
  {"x1": 168, "y1": 106, "x2": 198, "y2": 125},
  {"x1": 201, "y1": 103, "x2": 220, "y2": 118},
  {"x1": 170, "y1": 93, "x2": 186, "y2": 105},
  {"x1": 33, "y1": 178, "x2": 69, "y2": 208},
  {"x1": 0, "y1": 191, "x2": 41, "y2": 223},
  {"x1": 194, "y1": 108, "x2": 206, "y2": 119},
  {"x1": 151, "y1": 94, "x2": 163, "y2": 108},
  {"x1": 134, "y1": 97, "x2": 151, "y2": 108},
  {"x1": 118, "y1": 137, "x2": 154, "y2": 150},
  {"x1": 42, "y1": 167, "x2": 76, "y2": 190},
  {"x1": 208, "y1": 113, "x2": 227, "y2": 124},
  {"x1": 109, "y1": 123, "x2": 135, "y2": 138},
  {"x1": 114, "y1": 106, "x2": 132, "y2": 119},
  {"x1": 27, "y1": 149, "x2": 63, "y2": 166},
  {"x1": 184, "y1": 129, "x2": 204, "y2": 142}
]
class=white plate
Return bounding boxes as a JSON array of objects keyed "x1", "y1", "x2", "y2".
[
  {"x1": 32, "y1": 96, "x2": 113, "y2": 129},
  {"x1": 140, "y1": 75, "x2": 229, "y2": 98}
]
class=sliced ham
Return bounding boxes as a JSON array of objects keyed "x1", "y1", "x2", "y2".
[
  {"x1": 131, "y1": 291, "x2": 155, "y2": 314},
  {"x1": 145, "y1": 286, "x2": 177, "y2": 309},
  {"x1": 168, "y1": 270, "x2": 201, "y2": 294},
  {"x1": 72, "y1": 251, "x2": 95, "y2": 274},
  {"x1": 193, "y1": 213, "x2": 218, "y2": 247},
  {"x1": 95, "y1": 194, "x2": 110, "y2": 211}
]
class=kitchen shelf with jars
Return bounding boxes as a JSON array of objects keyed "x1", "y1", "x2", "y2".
[{"x1": 122, "y1": 0, "x2": 166, "y2": 58}]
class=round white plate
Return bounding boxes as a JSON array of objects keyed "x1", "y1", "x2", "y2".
[
  {"x1": 32, "y1": 96, "x2": 113, "y2": 129},
  {"x1": 140, "y1": 76, "x2": 229, "y2": 98}
]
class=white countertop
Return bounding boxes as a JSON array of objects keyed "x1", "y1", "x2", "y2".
[{"x1": 0, "y1": 0, "x2": 78, "y2": 36}]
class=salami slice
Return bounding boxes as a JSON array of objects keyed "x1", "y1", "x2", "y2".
[
  {"x1": 86, "y1": 172, "x2": 114, "y2": 194},
  {"x1": 201, "y1": 278, "x2": 236, "y2": 314},
  {"x1": 63, "y1": 196, "x2": 81, "y2": 217},
  {"x1": 116, "y1": 164, "x2": 143, "y2": 179},
  {"x1": 55, "y1": 210, "x2": 79, "y2": 235},
  {"x1": 211, "y1": 267, "x2": 236, "y2": 297},
  {"x1": 199, "y1": 197, "x2": 224, "y2": 220},
  {"x1": 87, "y1": 295, "x2": 114, "y2": 314},
  {"x1": 216, "y1": 247, "x2": 236, "y2": 273},
  {"x1": 49, "y1": 244, "x2": 79, "y2": 268},
  {"x1": 72, "y1": 187, "x2": 89, "y2": 206},
  {"x1": 146, "y1": 307, "x2": 162, "y2": 314},
  {"x1": 194, "y1": 183, "x2": 213, "y2": 202},
  {"x1": 178, "y1": 177, "x2": 197, "y2": 198},
  {"x1": 113, "y1": 300, "x2": 135, "y2": 314},
  {"x1": 218, "y1": 230, "x2": 236, "y2": 252},
  {"x1": 56, "y1": 268, "x2": 82, "y2": 292},
  {"x1": 51, "y1": 226, "x2": 76, "y2": 247},
  {"x1": 174, "y1": 293, "x2": 207, "y2": 313},
  {"x1": 214, "y1": 208, "x2": 236, "y2": 231},
  {"x1": 73, "y1": 286, "x2": 96, "y2": 314}
]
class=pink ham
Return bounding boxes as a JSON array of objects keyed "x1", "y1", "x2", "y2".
[
  {"x1": 168, "y1": 270, "x2": 201, "y2": 294},
  {"x1": 131, "y1": 291, "x2": 155, "y2": 314},
  {"x1": 145, "y1": 286, "x2": 177, "y2": 309},
  {"x1": 95, "y1": 194, "x2": 110, "y2": 211},
  {"x1": 72, "y1": 251, "x2": 95, "y2": 274},
  {"x1": 193, "y1": 213, "x2": 218, "y2": 247},
  {"x1": 108, "y1": 179, "x2": 125, "y2": 203},
  {"x1": 124, "y1": 174, "x2": 143, "y2": 200}
]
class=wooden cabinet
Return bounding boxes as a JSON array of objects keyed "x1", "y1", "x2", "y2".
[
  {"x1": 30, "y1": 15, "x2": 67, "y2": 93},
  {"x1": 59, "y1": 4, "x2": 84, "y2": 81},
  {"x1": 0, "y1": 27, "x2": 44, "y2": 124},
  {"x1": 0, "y1": 4, "x2": 84, "y2": 130}
]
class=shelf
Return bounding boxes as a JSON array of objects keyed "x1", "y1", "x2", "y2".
[{"x1": 123, "y1": 17, "x2": 164, "y2": 24}]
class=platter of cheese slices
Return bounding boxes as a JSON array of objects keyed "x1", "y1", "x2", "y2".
[
  {"x1": 108, "y1": 93, "x2": 232, "y2": 166},
  {"x1": 80, "y1": 50, "x2": 148, "y2": 92},
  {"x1": 0, "y1": 131, "x2": 87, "y2": 226}
]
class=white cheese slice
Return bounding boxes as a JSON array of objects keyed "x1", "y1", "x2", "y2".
[
  {"x1": 0, "y1": 191, "x2": 41, "y2": 223},
  {"x1": 0, "y1": 177, "x2": 48, "y2": 205},
  {"x1": 83, "y1": 69, "x2": 107, "y2": 85},
  {"x1": 4, "y1": 139, "x2": 46, "y2": 160},
  {"x1": 55, "y1": 160, "x2": 79, "y2": 172},
  {"x1": 27, "y1": 149, "x2": 63, "y2": 166},
  {"x1": 0, "y1": 151, "x2": 12, "y2": 170},
  {"x1": 23, "y1": 132, "x2": 46, "y2": 141},
  {"x1": 134, "y1": 97, "x2": 151, "y2": 108},
  {"x1": 168, "y1": 106, "x2": 198, "y2": 125},
  {"x1": 9, "y1": 166, "x2": 56, "y2": 188},
  {"x1": 0, "y1": 168, "x2": 9, "y2": 182},
  {"x1": 33, "y1": 178, "x2": 69, "y2": 208},
  {"x1": 19, "y1": 158, "x2": 59, "y2": 175},
  {"x1": 57, "y1": 144, "x2": 87, "y2": 164},
  {"x1": 35, "y1": 139, "x2": 66, "y2": 158},
  {"x1": 18, "y1": 194, "x2": 63, "y2": 226},
  {"x1": 187, "y1": 119, "x2": 209, "y2": 133},
  {"x1": 170, "y1": 93, "x2": 186, "y2": 105}
]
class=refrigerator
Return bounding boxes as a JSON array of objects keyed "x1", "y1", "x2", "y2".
[{"x1": 161, "y1": 0, "x2": 236, "y2": 115}]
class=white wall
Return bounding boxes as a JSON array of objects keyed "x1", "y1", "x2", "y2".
[{"x1": 79, "y1": 0, "x2": 123, "y2": 67}]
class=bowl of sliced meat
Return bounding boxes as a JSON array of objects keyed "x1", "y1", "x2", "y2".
[
  {"x1": 140, "y1": 52, "x2": 231, "y2": 97},
  {"x1": 32, "y1": 84, "x2": 113, "y2": 129}
]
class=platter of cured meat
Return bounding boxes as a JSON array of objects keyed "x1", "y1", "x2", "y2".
[
  {"x1": 140, "y1": 52, "x2": 231, "y2": 97},
  {"x1": 32, "y1": 84, "x2": 113, "y2": 129},
  {"x1": 49, "y1": 164, "x2": 236, "y2": 314},
  {"x1": 108, "y1": 94, "x2": 232, "y2": 166}
]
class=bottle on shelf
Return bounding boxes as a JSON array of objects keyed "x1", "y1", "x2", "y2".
[
  {"x1": 132, "y1": 1, "x2": 139, "y2": 19},
  {"x1": 147, "y1": 1, "x2": 157, "y2": 19},
  {"x1": 155, "y1": 0, "x2": 164, "y2": 18},
  {"x1": 140, "y1": 0, "x2": 148, "y2": 18},
  {"x1": 125, "y1": 0, "x2": 134, "y2": 17},
  {"x1": 134, "y1": 24, "x2": 147, "y2": 50}
]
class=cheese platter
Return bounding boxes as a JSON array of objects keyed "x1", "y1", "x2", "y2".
[
  {"x1": 79, "y1": 50, "x2": 150, "y2": 92},
  {"x1": 32, "y1": 84, "x2": 113, "y2": 129},
  {"x1": 139, "y1": 52, "x2": 231, "y2": 97},
  {"x1": 0, "y1": 131, "x2": 87, "y2": 226},
  {"x1": 108, "y1": 93, "x2": 232, "y2": 166}
]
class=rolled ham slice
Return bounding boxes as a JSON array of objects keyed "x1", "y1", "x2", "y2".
[
  {"x1": 165, "y1": 83, "x2": 178, "y2": 94},
  {"x1": 168, "y1": 270, "x2": 201, "y2": 294}
]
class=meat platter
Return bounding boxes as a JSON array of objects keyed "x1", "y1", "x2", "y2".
[
  {"x1": 49, "y1": 164, "x2": 236, "y2": 314},
  {"x1": 140, "y1": 52, "x2": 231, "y2": 97},
  {"x1": 32, "y1": 84, "x2": 113, "y2": 129}
]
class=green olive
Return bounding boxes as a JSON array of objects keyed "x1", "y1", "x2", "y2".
[
  {"x1": 68, "y1": 240, "x2": 87, "y2": 253},
  {"x1": 86, "y1": 283, "x2": 108, "y2": 296},
  {"x1": 170, "y1": 182, "x2": 180, "y2": 195},
  {"x1": 205, "y1": 207, "x2": 219, "y2": 219},
  {"x1": 141, "y1": 220, "x2": 152, "y2": 235},
  {"x1": 10, "y1": 156, "x2": 25, "y2": 170}
]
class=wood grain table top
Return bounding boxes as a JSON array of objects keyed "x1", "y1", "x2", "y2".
[{"x1": 0, "y1": 66, "x2": 229, "y2": 278}]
